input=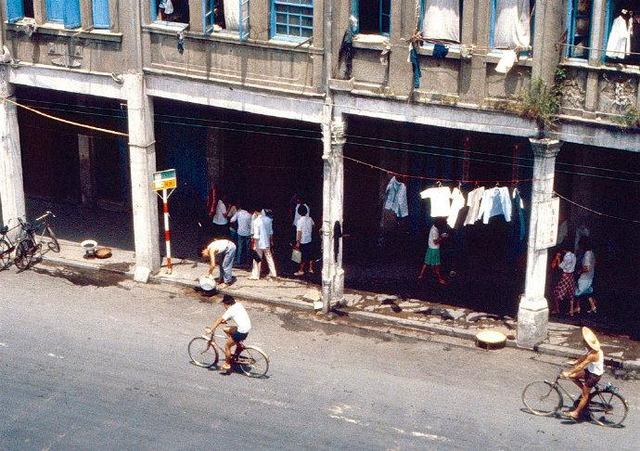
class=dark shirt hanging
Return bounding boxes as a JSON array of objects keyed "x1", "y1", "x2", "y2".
[
  {"x1": 339, "y1": 29, "x2": 354, "y2": 79},
  {"x1": 433, "y1": 43, "x2": 449, "y2": 60},
  {"x1": 410, "y1": 43, "x2": 422, "y2": 88}
]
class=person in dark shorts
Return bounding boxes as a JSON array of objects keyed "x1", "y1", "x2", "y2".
[
  {"x1": 208, "y1": 295, "x2": 252, "y2": 373},
  {"x1": 562, "y1": 327, "x2": 604, "y2": 420},
  {"x1": 294, "y1": 204, "x2": 315, "y2": 276}
]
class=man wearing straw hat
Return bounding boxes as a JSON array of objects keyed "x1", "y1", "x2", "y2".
[{"x1": 561, "y1": 327, "x2": 604, "y2": 420}]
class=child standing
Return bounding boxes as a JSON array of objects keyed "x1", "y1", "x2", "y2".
[{"x1": 418, "y1": 219, "x2": 449, "y2": 285}]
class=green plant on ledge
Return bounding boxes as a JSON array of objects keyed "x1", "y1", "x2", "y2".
[
  {"x1": 517, "y1": 68, "x2": 566, "y2": 137},
  {"x1": 615, "y1": 104, "x2": 640, "y2": 130}
]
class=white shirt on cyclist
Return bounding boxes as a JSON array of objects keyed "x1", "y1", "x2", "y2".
[
  {"x1": 587, "y1": 350, "x2": 604, "y2": 376},
  {"x1": 222, "y1": 302, "x2": 251, "y2": 334}
]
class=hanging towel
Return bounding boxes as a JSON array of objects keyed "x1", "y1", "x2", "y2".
[
  {"x1": 339, "y1": 28, "x2": 354, "y2": 79},
  {"x1": 422, "y1": 0, "x2": 461, "y2": 42},
  {"x1": 163, "y1": 0, "x2": 174, "y2": 14},
  {"x1": 433, "y1": 43, "x2": 449, "y2": 59},
  {"x1": 420, "y1": 186, "x2": 452, "y2": 217},
  {"x1": 384, "y1": 176, "x2": 409, "y2": 218},
  {"x1": 493, "y1": 0, "x2": 531, "y2": 49},
  {"x1": 479, "y1": 187, "x2": 512, "y2": 224},
  {"x1": 463, "y1": 187, "x2": 485, "y2": 226},
  {"x1": 409, "y1": 44, "x2": 422, "y2": 88},
  {"x1": 512, "y1": 188, "x2": 525, "y2": 242},
  {"x1": 606, "y1": 15, "x2": 632, "y2": 59},
  {"x1": 223, "y1": 0, "x2": 240, "y2": 30},
  {"x1": 447, "y1": 188, "x2": 465, "y2": 228},
  {"x1": 495, "y1": 50, "x2": 518, "y2": 73}
]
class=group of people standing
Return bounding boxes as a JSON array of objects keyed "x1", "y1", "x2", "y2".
[
  {"x1": 201, "y1": 188, "x2": 317, "y2": 286},
  {"x1": 550, "y1": 228, "x2": 598, "y2": 317}
]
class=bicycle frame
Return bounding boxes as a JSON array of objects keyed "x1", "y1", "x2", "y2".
[{"x1": 548, "y1": 375, "x2": 580, "y2": 405}]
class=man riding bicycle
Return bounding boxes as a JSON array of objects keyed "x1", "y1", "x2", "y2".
[
  {"x1": 208, "y1": 295, "x2": 252, "y2": 373},
  {"x1": 562, "y1": 326, "x2": 604, "y2": 420}
]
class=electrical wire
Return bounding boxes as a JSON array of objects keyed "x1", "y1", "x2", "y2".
[{"x1": 11, "y1": 98, "x2": 640, "y2": 184}]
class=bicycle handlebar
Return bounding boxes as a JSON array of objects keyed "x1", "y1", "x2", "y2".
[{"x1": 35, "y1": 211, "x2": 55, "y2": 222}]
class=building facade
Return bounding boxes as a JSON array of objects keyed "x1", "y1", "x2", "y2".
[{"x1": 1, "y1": 0, "x2": 639, "y2": 346}]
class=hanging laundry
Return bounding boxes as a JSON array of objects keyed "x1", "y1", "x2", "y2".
[
  {"x1": 339, "y1": 27, "x2": 354, "y2": 79},
  {"x1": 606, "y1": 13, "x2": 633, "y2": 59},
  {"x1": 420, "y1": 186, "x2": 452, "y2": 218},
  {"x1": 447, "y1": 187, "x2": 465, "y2": 228},
  {"x1": 479, "y1": 186, "x2": 512, "y2": 224},
  {"x1": 422, "y1": 0, "x2": 461, "y2": 42},
  {"x1": 512, "y1": 188, "x2": 525, "y2": 242},
  {"x1": 380, "y1": 42, "x2": 391, "y2": 66},
  {"x1": 433, "y1": 43, "x2": 449, "y2": 59},
  {"x1": 409, "y1": 43, "x2": 422, "y2": 88},
  {"x1": 495, "y1": 50, "x2": 517, "y2": 73},
  {"x1": 463, "y1": 186, "x2": 485, "y2": 226},
  {"x1": 163, "y1": 0, "x2": 174, "y2": 14},
  {"x1": 384, "y1": 176, "x2": 409, "y2": 218},
  {"x1": 493, "y1": 0, "x2": 531, "y2": 49}
]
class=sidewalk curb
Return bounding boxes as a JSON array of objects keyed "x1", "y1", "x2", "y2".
[{"x1": 40, "y1": 255, "x2": 640, "y2": 372}]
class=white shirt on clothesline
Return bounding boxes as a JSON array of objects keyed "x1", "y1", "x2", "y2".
[
  {"x1": 463, "y1": 187, "x2": 485, "y2": 226},
  {"x1": 420, "y1": 186, "x2": 452, "y2": 217}
]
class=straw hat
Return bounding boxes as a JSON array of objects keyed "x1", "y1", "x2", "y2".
[{"x1": 582, "y1": 327, "x2": 600, "y2": 351}]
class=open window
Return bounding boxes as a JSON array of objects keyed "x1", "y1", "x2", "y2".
[
  {"x1": 271, "y1": 0, "x2": 313, "y2": 41},
  {"x1": 204, "y1": 0, "x2": 250, "y2": 41},
  {"x1": 5, "y1": 0, "x2": 34, "y2": 22},
  {"x1": 420, "y1": 0, "x2": 462, "y2": 43},
  {"x1": 566, "y1": 0, "x2": 593, "y2": 59},
  {"x1": 151, "y1": 0, "x2": 190, "y2": 25},
  {"x1": 604, "y1": 1, "x2": 640, "y2": 65},
  {"x1": 44, "y1": 0, "x2": 81, "y2": 28},
  {"x1": 491, "y1": 0, "x2": 535, "y2": 50},
  {"x1": 352, "y1": 0, "x2": 391, "y2": 36}
]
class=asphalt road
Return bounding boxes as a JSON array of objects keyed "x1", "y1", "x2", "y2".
[{"x1": 0, "y1": 266, "x2": 638, "y2": 450}]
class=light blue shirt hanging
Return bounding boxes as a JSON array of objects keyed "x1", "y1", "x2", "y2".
[{"x1": 384, "y1": 176, "x2": 409, "y2": 218}]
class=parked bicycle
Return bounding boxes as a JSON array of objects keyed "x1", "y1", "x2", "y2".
[
  {"x1": 188, "y1": 330, "x2": 269, "y2": 378},
  {"x1": 14, "y1": 211, "x2": 60, "y2": 270},
  {"x1": 522, "y1": 369, "x2": 628, "y2": 427},
  {"x1": 0, "y1": 220, "x2": 21, "y2": 270}
]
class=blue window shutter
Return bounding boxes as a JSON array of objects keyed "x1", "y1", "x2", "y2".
[
  {"x1": 6, "y1": 0, "x2": 25, "y2": 23},
  {"x1": 46, "y1": 0, "x2": 64, "y2": 22},
  {"x1": 239, "y1": 0, "x2": 250, "y2": 41},
  {"x1": 64, "y1": 0, "x2": 81, "y2": 28},
  {"x1": 92, "y1": 0, "x2": 110, "y2": 28},
  {"x1": 203, "y1": 0, "x2": 213, "y2": 33}
]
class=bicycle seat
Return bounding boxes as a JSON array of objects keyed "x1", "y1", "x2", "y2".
[{"x1": 0, "y1": 225, "x2": 7, "y2": 235}]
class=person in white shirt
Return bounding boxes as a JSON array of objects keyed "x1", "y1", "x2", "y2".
[
  {"x1": 211, "y1": 195, "x2": 229, "y2": 238},
  {"x1": 202, "y1": 238, "x2": 237, "y2": 287},
  {"x1": 550, "y1": 242, "x2": 577, "y2": 316},
  {"x1": 229, "y1": 201, "x2": 252, "y2": 266},
  {"x1": 418, "y1": 219, "x2": 449, "y2": 285},
  {"x1": 562, "y1": 327, "x2": 604, "y2": 420},
  {"x1": 575, "y1": 236, "x2": 597, "y2": 314},
  {"x1": 294, "y1": 205, "x2": 315, "y2": 276},
  {"x1": 250, "y1": 209, "x2": 277, "y2": 280},
  {"x1": 208, "y1": 295, "x2": 252, "y2": 373}
]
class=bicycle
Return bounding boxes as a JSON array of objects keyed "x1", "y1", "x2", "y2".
[
  {"x1": 522, "y1": 370, "x2": 628, "y2": 427},
  {"x1": 188, "y1": 330, "x2": 269, "y2": 378},
  {"x1": 0, "y1": 220, "x2": 22, "y2": 270},
  {"x1": 14, "y1": 211, "x2": 60, "y2": 270}
]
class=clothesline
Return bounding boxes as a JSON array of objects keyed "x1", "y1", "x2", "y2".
[
  {"x1": 556, "y1": 41, "x2": 640, "y2": 58},
  {"x1": 343, "y1": 154, "x2": 535, "y2": 184},
  {"x1": 553, "y1": 191, "x2": 640, "y2": 225}
]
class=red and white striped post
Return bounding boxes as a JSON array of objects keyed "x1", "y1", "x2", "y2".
[{"x1": 162, "y1": 188, "x2": 172, "y2": 274}]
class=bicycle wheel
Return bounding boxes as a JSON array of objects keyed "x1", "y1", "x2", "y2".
[
  {"x1": 522, "y1": 381, "x2": 563, "y2": 416},
  {"x1": 0, "y1": 239, "x2": 11, "y2": 269},
  {"x1": 237, "y1": 346, "x2": 269, "y2": 378},
  {"x1": 188, "y1": 337, "x2": 219, "y2": 368},
  {"x1": 46, "y1": 226, "x2": 60, "y2": 253},
  {"x1": 589, "y1": 390, "x2": 628, "y2": 427},
  {"x1": 14, "y1": 239, "x2": 35, "y2": 270}
]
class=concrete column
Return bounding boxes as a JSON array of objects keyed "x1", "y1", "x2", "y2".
[
  {"x1": 0, "y1": 73, "x2": 26, "y2": 236},
  {"x1": 206, "y1": 127, "x2": 225, "y2": 187},
  {"x1": 321, "y1": 106, "x2": 345, "y2": 313},
  {"x1": 517, "y1": 138, "x2": 562, "y2": 349},
  {"x1": 78, "y1": 134, "x2": 95, "y2": 206},
  {"x1": 124, "y1": 73, "x2": 160, "y2": 282}
]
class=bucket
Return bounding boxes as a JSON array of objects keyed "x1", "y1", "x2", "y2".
[{"x1": 199, "y1": 276, "x2": 217, "y2": 292}]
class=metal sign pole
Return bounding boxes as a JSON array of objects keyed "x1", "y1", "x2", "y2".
[{"x1": 162, "y1": 188, "x2": 172, "y2": 274}]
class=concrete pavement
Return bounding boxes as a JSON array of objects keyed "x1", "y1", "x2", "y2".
[{"x1": 30, "y1": 238, "x2": 640, "y2": 372}]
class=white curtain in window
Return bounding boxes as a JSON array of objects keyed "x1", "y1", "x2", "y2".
[
  {"x1": 224, "y1": 0, "x2": 240, "y2": 30},
  {"x1": 494, "y1": 0, "x2": 531, "y2": 48},
  {"x1": 423, "y1": 0, "x2": 461, "y2": 42}
]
